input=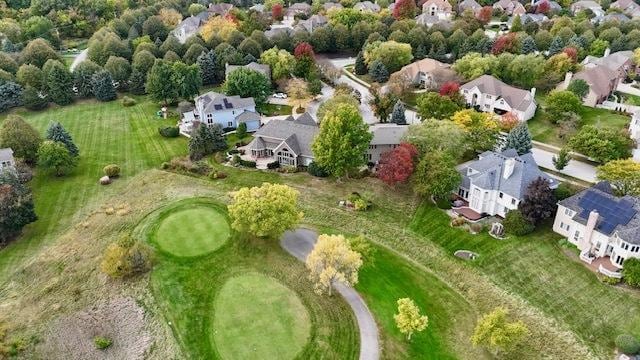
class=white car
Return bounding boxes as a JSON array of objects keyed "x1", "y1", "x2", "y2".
[{"x1": 273, "y1": 92, "x2": 288, "y2": 99}]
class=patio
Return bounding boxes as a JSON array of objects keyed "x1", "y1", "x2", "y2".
[
  {"x1": 451, "y1": 197, "x2": 485, "y2": 221},
  {"x1": 581, "y1": 254, "x2": 623, "y2": 279}
]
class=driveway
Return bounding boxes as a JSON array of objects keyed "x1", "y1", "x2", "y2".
[
  {"x1": 281, "y1": 229, "x2": 380, "y2": 360},
  {"x1": 530, "y1": 147, "x2": 598, "y2": 184},
  {"x1": 70, "y1": 49, "x2": 88, "y2": 71}
]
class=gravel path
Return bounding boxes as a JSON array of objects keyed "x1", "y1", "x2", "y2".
[{"x1": 281, "y1": 229, "x2": 380, "y2": 360}]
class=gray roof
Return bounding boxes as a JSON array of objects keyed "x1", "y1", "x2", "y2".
[
  {"x1": 265, "y1": 27, "x2": 293, "y2": 39},
  {"x1": 369, "y1": 124, "x2": 409, "y2": 145},
  {"x1": 509, "y1": 13, "x2": 549, "y2": 25},
  {"x1": 293, "y1": 112, "x2": 317, "y2": 126},
  {"x1": 225, "y1": 62, "x2": 271, "y2": 80},
  {"x1": 235, "y1": 110, "x2": 260, "y2": 123},
  {"x1": 174, "y1": 16, "x2": 204, "y2": 34},
  {"x1": 559, "y1": 182, "x2": 640, "y2": 244},
  {"x1": 195, "y1": 92, "x2": 255, "y2": 114},
  {"x1": 460, "y1": 74, "x2": 536, "y2": 112},
  {"x1": 296, "y1": 15, "x2": 328, "y2": 33},
  {"x1": 0, "y1": 148, "x2": 14, "y2": 162},
  {"x1": 459, "y1": 149, "x2": 557, "y2": 200},
  {"x1": 354, "y1": 1, "x2": 381, "y2": 11},
  {"x1": 458, "y1": 0, "x2": 482, "y2": 12},
  {"x1": 251, "y1": 114, "x2": 319, "y2": 157},
  {"x1": 208, "y1": 3, "x2": 233, "y2": 15},
  {"x1": 323, "y1": 2, "x2": 343, "y2": 10},
  {"x1": 583, "y1": 50, "x2": 633, "y2": 72}
]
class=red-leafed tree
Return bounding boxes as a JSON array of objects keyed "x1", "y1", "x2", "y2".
[
  {"x1": 224, "y1": 13, "x2": 239, "y2": 24},
  {"x1": 439, "y1": 81, "x2": 460, "y2": 97},
  {"x1": 562, "y1": 47, "x2": 578, "y2": 62},
  {"x1": 477, "y1": 6, "x2": 492, "y2": 24},
  {"x1": 294, "y1": 42, "x2": 315, "y2": 59},
  {"x1": 536, "y1": 0, "x2": 550, "y2": 14},
  {"x1": 393, "y1": 0, "x2": 417, "y2": 19},
  {"x1": 272, "y1": 4, "x2": 284, "y2": 21},
  {"x1": 499, "y1": 112, "x2": 520, "y2": 132},
  {"x1": 376, "y1": 143, "x2": 419, "y2": 185},
  {"x1": 491, "y1": 33, "x2": 518, "y2": 54}
]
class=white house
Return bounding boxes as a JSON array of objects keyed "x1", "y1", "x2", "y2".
[
  {"x1": 459, "y1": 74, "x2": 537, "y2": 121},
  {"x1": 354, "y1": 1, "x2": 381, "y2": 12},
  {"x1": 180, "y1": 92, "x2": 261, "y2": 135},
  {"x1": 421, "y1": 0, "x2": 453, "y2": 19},
  {"x1": 631, "y1": 111, "x2": 640, "y2": 141},
  {"x1": 0, "y1": 148, "x2": 16, "y2": 171},
  {"x1": 456, "y1": 149, "x2": 557, "y2": 218},
  {"x1": 553, "y1": 182, "x2": 640, "y2": 278},
  {"x1": 171, "y1": 12, "x2": 210, "y2": 44},
  {"x1": 390, "y1": 58, "x2": 458, "y2": 90},
  {"x1": 570, "y1": 0, "x2": 604, "y2": 16},
  {"x1": 367, "y1": 123, "x2": 409, "y2": 163}
]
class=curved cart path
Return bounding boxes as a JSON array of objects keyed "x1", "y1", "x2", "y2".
[{"x1": 281, "y1": 229, "x2": 380, "y2": 360}]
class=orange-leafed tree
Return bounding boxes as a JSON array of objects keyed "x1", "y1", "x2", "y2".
[{"x1": 376, "y1": 143, "x2": 419, "y2": 185}]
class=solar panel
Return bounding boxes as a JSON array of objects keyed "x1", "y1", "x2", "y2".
[
  {"x1": 578, "y1": 190, "x2": 637, "y2": 235},
  {"x1": 214, "y1": 104, "x2": 223, "y2": 110}
]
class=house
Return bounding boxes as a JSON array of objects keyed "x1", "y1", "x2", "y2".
[
  {"x1": 570, "y1": 0, "x2": 604, "y2": 16},
  {"x1": 421, "y1": 0, "x2": 453, "y2": 19},
  {"x1": 390, "y1": 58, "x2": 458, "y2": 90},
  {"x1": 630, "y1": 111, "x2": 640, "y2": 142},
  {"x1": 295, "y1": 14, "x2": 328, "y2": 33},
  {"x1": 552, "y1": 182, "x2": 640, "y2": 278},
  {"x1": 415, "y1": 13, "x2": 454, "y2": 28},
  {"x1": 460, "y1": 75, "x2": 537, "y2": 121},
  {"x1": 354, "y1": 1, "x2": 381, "y2": 12},
  {"x1": 225, "y1": 62, "x2": 271, "y2": 82},
  {"x1": 0, "y1": 148, "x2": 15, "y2": 171},
  {"x1": 207, "y1": 3, "x2": 233, "y2": 16},
  {"x1": 180, "y1": 92, "x2": 260, "y2": 135},
  {"x1": 561, "y1": 66, "x2": 619, "y2": 107},
  {"x1": 493, "y1": 0, "x2": 526, "y2": 15},
  {"x1": 172, "y1": 12, "x2": 210, "y2": 44},
  {"x1": 532, "y1": 0, "x2": 562, "y2": 12},
  {"x1": 458, "y1": 0, "x2": 482, "y2": 15},
  {"x1": 508, "y1": 13, "x2": 549, "y2": 27},
  {"x1": 250, "y1": 3, "x2": 265, "y2": 12},
  {"x1": 582, "y1": 49, "x2": 634, "y2": 79},
  {"x1": 284, "y1": 2, "x2": 312, "y2": 21},
  {"x1": 456, "y1": 149, "x2": 557, "y2": 218},
  {"x1": 367, "y1": 124, "x2": 409, "y2": 163},
  {"x1": 246, "y1": 113, "x2": 319, "y2": 167},
  {"x1": 610, "y1": 0, "x2": 640, "y2": 17},
  {"x1": 593, "y1": 13, "x2": 631, "y2": 24},
  {"x1": 265, "y1": 27, "x2": 293, "y2": 39},
  {"x1": 323, "y1": 2, "x2": 343, "y2": 11}
]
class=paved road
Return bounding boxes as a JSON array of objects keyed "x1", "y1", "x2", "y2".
[
  {"x1": 530, "y1": 147, "x2": 598, "y2": 183},
  {"x1": 281, "y1": 229, "x2": 380, "y2": 360},
  {"x1": 69, "y1": 49, "x2": 88, "y2": 71}
]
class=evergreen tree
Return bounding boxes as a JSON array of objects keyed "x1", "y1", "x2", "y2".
[
  {"x1": 189, "y1": 123, "x2": 226, "y2": 160},
  {"x1": 128, "y1": 68, "x2": 146, "y2": 95},
  {"x1": 47, "y1": 62, "x2": 73, "y2": 105},
  {"x1": 92, "y1": 70, "x2": 117, "y2": 102},
  {"x1": 521, "y1": 36, "x2": 537, "y2": 54},
  {"x1": 46, "y1": 121, "x2": 79, "y2": 157},
  {"x1": 414, "y1": 44, "x2": 427, "y2": 59},
  {"x1": 503, "y1": 122, "x2": 532, "y2": 155},
  {"x1": 369, "y1": 60, "x2": 389, "y2": 83},
  {"x1": 354, "y1": 51, "x2": 368, "y2": 75},
  {"x1": 0, "y1": 170, "x2": 37, "y2": 244},
  {"x1": 391, "y1": 101, "x2": 407, "y2": 125},
  {"x1": 73, "y1": 60, "x2": 102, "y2": 98},
  {"x1": 22, "y1": 86, "x2": 48, "y2": 110},
  {"x1": 510, "y1": 15, "x2": 523, "y2": 32},
  {"x1": 552, "y1": 147, "x2": 571, "y2": 170},
  {"x1": 146, "y1": 60, "x2": 177, "y2": 106},
  {"x1": 197, "y1": 50, "x2": 217, "y2": 85},
  {"x1": 548, "y1": 36, "x2": 564, "y2": 55},
  {"x1": 0, "y1": 81, "x2": 23, "y2": 112}
]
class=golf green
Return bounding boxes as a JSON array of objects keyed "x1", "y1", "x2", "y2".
[
  {"x1": 212, "y1": 273, "x2": 311, "y2": 360},
  {"x1": 155, "y1": 206, "x2": 230, "y2": 257}
]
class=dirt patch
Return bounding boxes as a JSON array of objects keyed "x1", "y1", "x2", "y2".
[{"x1": 38, "y1": 297, "x2": 151, "y2": 360}]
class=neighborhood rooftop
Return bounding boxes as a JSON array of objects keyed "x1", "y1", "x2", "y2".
[
  {"x1": 195, "y1": 92, "x2": 256, "y2": 113},
  {"x1": 460, "y1": 75, "x2": 535, "y2": 112}
]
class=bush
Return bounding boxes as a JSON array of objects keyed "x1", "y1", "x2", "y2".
[
  {"x1": 239, "y1": 159, "x2": 256, "y2": 168},
  {"x1": 623, "y1": 258, "x2": 640, "y2": 288},
  {"x1": 615, "y1": 334, "x2": 640, "y2": 355},
  {"x1": 308, "y1": 161, "x2": 329, "y2": 177},
  {"x1": 93, "y1": 336, "x2": 112, "y2": 350},
  {"x1": 267, "y1": 160, "x2": 280, "y2": 169},
  {"x1": 208, "y1": 170, "x2": 227, "y2": 180},
  {"x1": 165, "y1": 156, "x2": 212, "y2": 175},
  {"x1": 121, "y1": 96, "x2": 137, "y2": 107},
  {"x1": 451, "y1": 216, "x2": 466, "y2": 227},
  {"x1": 100, "y1": 235, "x2": 154, "y2": 278},
  {"x1": 434, "y1": 196, "x2": 452, "y2": 209},
  {"x1": 601, "y1": 276, "x2": 621, "y2": 285},
  {"x1": 103, "y1": 164, "x2": 121, "y2": 177},
  {"x1": 554, "y1": 182, "x2": 580, "y2": 201},
  {"x1": 502, "y1": 210, "x2": 535, "y2": 236},
  {"x1": 278, "y1": 165, "x2": 298, "y2": 173},
  {"x1": 469, "y1": 222, "x2": 483, "y2": 234},
  {"x1": 158, "y1": 126, "x2": 180, "y2": 138}
]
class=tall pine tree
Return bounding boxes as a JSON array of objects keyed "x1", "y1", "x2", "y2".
[
  {"x1": 503, "y1": 121, "x2": 532, "y2": 155},
  {"x1": 128, "y1": 68, "x2": 146, "y2": 95},
  {"x1": 521, "y1": 36, "x2": 537, "y2": 54},
  {"x1": 47, "y1": 62, "x2": 73, "y2": 105},
  {"x1": 391, "y1": 101, "x2": 407, "y2": 125},
  {"x1": 46, "y1": 121, "x2": 79, "y2": 157},
  {"x1": 197, "y1": 50, "x2": 217, "y2": 85},
  {"x1": 369, "y1": 60, "x2": 389, "y2": 83},
  {"x1": 92, "y1": 70, "x2": 117, "y2": 102},
  {"x1": 354, "y1": 51, "x2": 368, "y2": 75}
]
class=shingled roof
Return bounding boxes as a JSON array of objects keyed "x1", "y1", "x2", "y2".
[
  {"x1": 195, "y1": 92, "x2": 255, "y2": 114},
  {"x1": 250, "y1": 114, "x2": 319, "y2": 157},
  {"x1": 460, "y1": 75, "x2": 536, "y2": 112}
]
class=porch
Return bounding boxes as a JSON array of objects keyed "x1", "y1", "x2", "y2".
[
  {"x1": 451, "y1": 196, "x2": 485, "y2": 221},
  {"x1": 580, "y1": 252, "x2": 623, "y2": 279}
]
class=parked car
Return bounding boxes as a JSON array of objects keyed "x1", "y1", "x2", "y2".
[{"x1": 273, "y1": 92, "x2": 288, "y2": 99}]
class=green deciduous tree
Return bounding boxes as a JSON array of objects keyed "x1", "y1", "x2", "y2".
[
  {"x1": 0, "y1": 115, "x2": 42, "y2": 164},
  {"x1": 172, "y1": 61, "x2": 202, "y2": 100},
  {"x1": 596, "y1": 159, "x2": 640, "y2": 196},
  {"x1": 146, "y1": 60, "x2": 177, "y2": 106},
  {"x1": 16, "y1": 64, "x2": 44, "y2": 90},
  {"x1": 0, "y1": 170, "x2": 37, "y2": 245},
  {"x1": 132, "y1": 50, "x2": 157, "y2": 75},
  {"x1": 228, "y1": 183, "x2": 303, "y2": 238},
  {"x1": 394, "y1": 298, "x2": 429, "y2": 340},
  {"x1": 545, "y1": 90, "x2": 582, "y2": 123},
  {"x1": 569, "y1": 125, "x2": 633, "y2": 163},
  {"x1": 46, "y1": 121, "x2": 78, "y2": 157},
  {"x1": 471, "y1": 307, "x2": 528, "y2": 355},
  {"x1": 22, "y1": 86, "x2": 48, "y2": 110},
  {"x1": 404, "y1": 119, "x2": 466, "y2": 158},
  {"x1": 413, "y1": 150, "x2": 461, "y2": 197},
  {"x1": 552, "y1": 147, "x2": 571, "y2": 170},
  {"x1": 224, "y1": 68, "x2": 271, "y2": 104},
  {"x1": 20, "y1": 38, "x2": 60, "y2": 68},
  {"x1": 92, "y1": 70, "x2": 117, "y2": 102},
  {"x1": 104, "y1": 56, "x2": 131, "y2": 90},
  {"x1": 503, "y1": 122, "x2": 532, "y2": 155},
  {"x1": 416, "y1": 92, "x2": 461, "y2": 120},
  {"x1": 312, "y1": 103, "x2": 373, "y2": 177},
  {"x1": 37, "y1": 140, "x2": 77, "y2": 176},
  {"x1": 567, "y1": 79, "x2": 589, "y2": 100},
  {"x1": 188, "y1": 123, "x2": 227, "y2": 161},
  {"x1": 363, "y1": 40, "x2": 413, "y2": 73},
  {"x1": 306, "y1": 233, "x2": 363, "y2": 296}
]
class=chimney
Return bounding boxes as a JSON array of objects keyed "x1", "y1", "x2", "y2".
[
  {"x1": 604, "y1": 48, "x2": 611, "y2": 57},
  {"x1": 530, "y1": 87, "x2": 536, "y2": 98},
  {"x1": 579, "y1": 210, "x2": 599, "y2": 252},
  {"x1": 503, "y1": 158, "x2": 515, "y2": 179},
  {"x1": 563, "y1": 72, "x2": 573, "y2": 89}
]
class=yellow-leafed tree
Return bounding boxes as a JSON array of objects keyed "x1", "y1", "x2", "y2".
[
  {"x1": 471, "y1": 307, "x2": 528, "y2": 355},
  {"x1": 200, "y1": 16, "x2": 237, "y2": 42},
  {"x1": 394, "y1": 298, "x2": 429, "y2": 340},
  {"x1": 306, "y1": 234, "x2": 362, "y2": 296}
]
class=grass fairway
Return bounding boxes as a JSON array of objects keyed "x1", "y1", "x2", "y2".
[
  {"x1": 213, "y1": 273, "x2": 311, "y2": 360},
  {"x1": 154, "y1": 205, "x2": 230, "y2": 257}
]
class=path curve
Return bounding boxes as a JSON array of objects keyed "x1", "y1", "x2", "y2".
[
  {"x1": 69, "y1": 49, "x2": 88, "y2": 71},
  {"x1": 281, "y1": 229, "x2": 380, "y2": 360}
]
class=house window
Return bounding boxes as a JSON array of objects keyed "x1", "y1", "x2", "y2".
[
  {"x1": 227, "y1": 121, "x2": 233, "y2": 127},
  {"x1": 560, "y1": 222, "x2": 564, "y2": 229},
  {"x1": 207, "y1": 119, "x2": 213, "y2": 124},
  {"x1": 485, "y1": 94, "x2": 491, "y2": 99},
  {"x1": 573, "y1": 230, "x2": 580, "y2": 241},
  {"x1": 463, "y1": 89, "x2": 468, "y2": 94},
  {"x1": 207, "y1": 114, "x2": 212, "y2": 118},
  {"x1": 511, "y1": 198, "x2": 516, "y2": 205},
  {"x1": 616, "y1": 256, "x2": 624, "y2": 265},
  {"x1": 622, "y1": 243, "x2": 629, "y2": 250},
  {"x1": 499, "y1": 192, "x2": 504, "y2": 198},
  {"x1": 564, "y1": 208, "x2": 572, "y2": 216}
]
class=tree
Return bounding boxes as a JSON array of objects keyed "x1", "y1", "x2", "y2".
[
  {"x1": 545, "y1": 90, "x2": 581, "y2": 122},
  {"x1": 200, "y1": 16, "x2": 237, "y2": 43},
  {"x1": 189, "y1": 123, "x2": 227, "y2": 161},
  {"x1": 306, "y1": 234, "x2": 363, "y2": 296},
  {"x1": 22, "y1": 86, "x2": 48, "y2": 110},
  {"x1": 355, "y1": 51, "x2": 368, "y2": 75},
  {"x1": 21, "y1": 38, "x2": 60, "y2": 68},
  {"x1": 413, "y1": 150, "x2": 461, "y2": 197},
  {"x1": 228, "y1": 183, "x2": 302, "y2": 238},
  {"x1": 503, "y1": 209, "x2": 535, "y2": 235},
  {"x1": 623, "y1": 258, "x2": 640, "y2": 288},
  {"x1": 548, "y1": 36, "x2": 564, "y2": 55},
  {"x1": 317, "y1": 91, "x2": 360, "y2": 122},
  {"x1": 47, "y1": 61, "x2": 73, "y2": 105},
  {"x1": 567, "y1": 79, "x2": 589, "y2": 100},
  {"x1": 417, "y1": 92, "x2": 461, "y2": 120},
  {"x1": 364, "y1": 41, "x2": 413, "y2": 73},
  {"x1": 519, "y1": 177, "x2": 557, "y2": 225},
  {"x1": 92, "y1": 70, "x2": 117, "y2": 102},
  {"x1": 0, "y1": 81, "x2": 23, "y2": 112},
  {"x1": 477, "y1": 6, "x2": 492, "y2": 24},
  {"x1": 439, "y1": 81, "x2": 459, "y2": 97},
  {"x1": 394, "y1": 298, "x2": 429, "y2": 340},
  {"x1": 224, "y1": 68, "x2": 271, "y2": 104},
  {"x1": 101, "y1": 235, "x2": 154, "y2": 278},
  {"x1": 236, "y1": 122, "x2": 247, "y2": 139},
  {"x1": 132, "y1": 50, "x2": 157, "y2": 75},
  {"x1": 183, "y1": 44, "x2": 207, "y2": 65},
  {"x1": 596, "y1": 159, "x2": 640, "y2": 196},
  {"x1": 0, "y1": 115, "x2": 42, "y2": 164},
  {"x1": 404, "y1": 119, "x2": 466, "y2": 158},
  {"x1": 104, "y1": 56, "x2": 131, "y2": 90},
  {"x1": 128, "y1": 69, "x2": 146, "y2": 95},
  {"x1": 503, "y1": 122, "x2": 532, "y2": 155},
  {"x1": 172, "y1": 62, "x2": 201, "y2": 100},
  {"x1": 188, "y1": 3, "x2": 206, "y2": 16},
  {"x1": 369, "y1": 84, "x2": 396, "y2": 122},
  {"x1": 569, "y1": 126, "x2": 633, "y2": 163},
  {"x1": 197, "y1": 50, "x2": 217, "y2": 85},
  {"x1": 46, "y1": 122, "x2": 78, "y2": 157},
  {"x1": 552, "y1": 147, "x2": 571, "y2": 170},
  {"x1": 16, "y1": 64, "x2": 44, "y2": 90},
  {"x1": 0, "y1": 170, "x2": 37, "y2": 245},
  {"x1": 521, "y1": 36, "x2": 537, "y2": 54},
  {"x1": 260, "y1": 47, "x2": 294, "y2": 81},
  {"x1": 146, "y1": 60, "x2": 177, "y2": 106},
  {"x1": 73, "y1": 60, "x2": 102, "y2": 97},
  {"x1": 471, "y1": 308, "x2": 528, "y2": 355},
  {"x1": 376, "y1": 143, "x2": 418, "y2": 185},
  {"x1": 451, "y1": 109, "x2": 500, "y2": 152},
  {"x1": 312, "y1": 103, "x2": 373, "y2": 177},
  {"x1": 369, "y1": 60, "x2": 389, "y2": 83},
  {"x1": 286, "y1": 78, "x2": 311, "y2": 112},
  {"x1": 37, "y1": 140, "x2": 77, "y2": 176},
  {"x1": 142, "y1": 16, "x2": 169, "y2": 41},
  {"x1": 393, "y1": 0, "x2": 417, "y2": 19},
  {"x1": 391, "y1": 101, "x2": 406, "y2": 125},
  {"x1": 536, "y1": 0, "x2": 550, "y2": 13}
]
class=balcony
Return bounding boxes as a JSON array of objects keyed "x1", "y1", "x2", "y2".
[
  {"x1": 579, "y1": 251, "x2": 595, "y2": 264},
  {"x1": 598, "y1": 264, "x2": 623, "y2": 279}
]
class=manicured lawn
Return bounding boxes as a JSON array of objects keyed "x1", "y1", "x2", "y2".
[
  {"x1": 257, "y1": 103, "x2": 293, "y2": 116},
  {"x1": 153, "y1": 204, "x2": 230, "y2": 257},
  {"x1": 410, "y1": 203, "x2": 640, "y2": 356},
  {"x1": 0, "y1": 97, "x2": 188, "y2": 283},
  {"x1": 213, "y1": 273, "x2": 311, "y2": 360}
]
